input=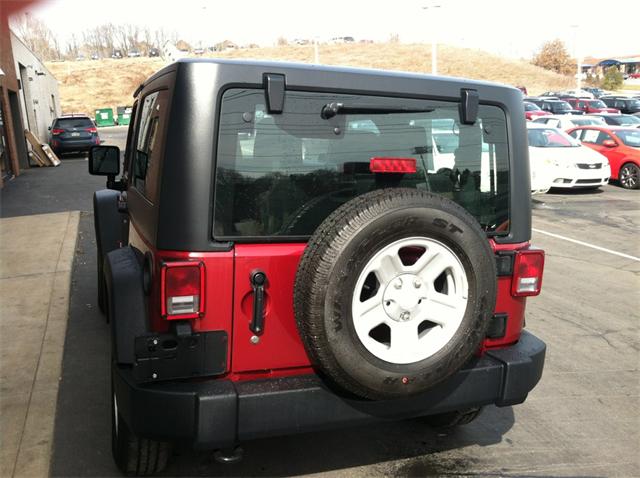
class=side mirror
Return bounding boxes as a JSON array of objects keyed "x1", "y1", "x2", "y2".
[
  {"x1": 602, "y1": 139, "x2": 617, "y2": 148},
  {"x1": 48, "y1": 126, "x2": 51, "y2": 131},
  {"x1": 89, "y1": 145, "x2": 120, "y2": 176}
]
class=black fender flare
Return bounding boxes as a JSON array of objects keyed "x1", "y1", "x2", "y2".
[
  {"x1": 104, "y1": 246, "x2": 148, "y2": 364},
  {"x1": 93, "y1": 189, "x2": 129, "y2": 260}
]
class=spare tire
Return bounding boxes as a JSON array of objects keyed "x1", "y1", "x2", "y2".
[{"x1": 294, "y1": 188, "x2": 497, "y2": 400}]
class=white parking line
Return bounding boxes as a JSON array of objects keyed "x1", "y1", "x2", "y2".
[{"x1": 532, "y1": 228, "x2": 640, "y2": 262}]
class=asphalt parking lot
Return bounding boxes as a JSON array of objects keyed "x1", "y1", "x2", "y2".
[{"x1": 5, "y1": 127, "x2": 637, "y2": 477}]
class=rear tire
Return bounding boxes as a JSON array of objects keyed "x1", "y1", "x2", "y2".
[
  {"x1": 111, "y1": 370, "x2": 171, "y2": 476},
  {"x1": 619, "y1": 163, "x2": 640, "y2": 189},
  {"x1": 419, "y1": 407, "x2": 483, "y2": 429}
]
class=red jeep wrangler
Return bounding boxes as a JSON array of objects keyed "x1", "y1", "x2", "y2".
[{"x1": 89, "y1": 59, "x2": 546, "y2": 475}]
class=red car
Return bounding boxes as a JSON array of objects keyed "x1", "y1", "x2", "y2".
[
  {"x1": 565, "y1": 98, "x2": 620, "y2": 114},
  {"x1": 524, "y1": 101, "x2": 551, "y2": 121},
  {"x1": 567, "y1": 125, "x2": 640, "y2": 189}
]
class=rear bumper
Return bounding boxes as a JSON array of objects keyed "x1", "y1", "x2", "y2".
[
  {"x1": 113, "y1": 331, "x2": 545, "y2": 449},
  {"x1": 50, "y1": 139, "x2": 97, "y2": 152}
]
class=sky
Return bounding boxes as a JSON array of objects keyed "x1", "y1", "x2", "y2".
[{"x1": 12, "y1": 0, "x2": 640, "y2": 60}]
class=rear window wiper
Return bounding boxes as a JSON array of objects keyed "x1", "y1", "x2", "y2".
[{"x1": 321, "y1": 102, "x2": 434, "y2": 119}]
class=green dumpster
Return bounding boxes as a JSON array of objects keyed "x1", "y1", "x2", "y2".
[
  {"x1": 116, "y1": 106, "x2": 132, "y2": 126},
  {"x1": 95, "y1": 108, "x2": 115, "y2": 127}
]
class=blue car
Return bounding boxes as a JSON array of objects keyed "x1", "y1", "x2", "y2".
[{"x1": 49, "y1": 115, "x2": 101, "y2": 155}]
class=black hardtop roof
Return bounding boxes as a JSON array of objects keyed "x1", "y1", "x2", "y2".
[
  {"x1": 130, "y1": 59, "x2": 531, "y2": 250},
  {"x1": 136, "y1": 58, "x2": 519, "y2": 99}
]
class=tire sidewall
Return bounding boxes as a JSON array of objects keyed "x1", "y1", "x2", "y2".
[
  {"x1": 620, "y1": 162, "x2": 640, "y2": 189},
  {"x1": 319, "y1": 202, "x2": 496, "y2": 398}
]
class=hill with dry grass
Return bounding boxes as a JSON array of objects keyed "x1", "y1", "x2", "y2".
[{"x1": 46, "y1": 43, "x2": 575, "y2": 115}]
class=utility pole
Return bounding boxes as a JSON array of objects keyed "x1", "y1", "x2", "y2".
[{"x1": 422, "y1": 3, "x2": 441, "y2": 75}]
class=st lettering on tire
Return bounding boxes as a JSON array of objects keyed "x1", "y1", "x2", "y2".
[{"x1": 294, "y1": 188, "x2": 497, "y2": 400}]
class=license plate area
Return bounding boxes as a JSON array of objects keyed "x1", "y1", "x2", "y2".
[
  {"x1": 71, "y1": 132, "x2": 80, "y2": 137},
  {"x1": 132, "y1": 330, "x2": 227, "y2": 383}
]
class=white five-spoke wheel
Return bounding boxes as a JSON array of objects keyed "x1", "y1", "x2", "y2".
[{"x1": 352, "y1": 237, "x2": 468, "y2": 364}]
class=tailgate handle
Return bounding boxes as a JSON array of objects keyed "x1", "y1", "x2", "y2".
[{"x1": 250, "y1": 271, "x2": 267, "y2": 335}]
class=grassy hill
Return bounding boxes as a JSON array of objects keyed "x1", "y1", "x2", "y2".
[{"x1": 46, "y1": 43, "x2": 575, "y2": 115}]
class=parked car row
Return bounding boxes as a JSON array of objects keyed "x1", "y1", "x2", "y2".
[
  {"x1": 522, "y1": 88, "x2": 640, "y2": 192},
  {"x1": 599, "y1": 96, "x2": 640, "y2": 115},
  {"x1": 82, "y1": 48, "x2": 160, "y2": 60},
  {"x1": 527, "y1": 122, "x2": 640, "y2": 192},
  {"x1": 525, "y1": 92, "x2": 640, "y2": 116}
]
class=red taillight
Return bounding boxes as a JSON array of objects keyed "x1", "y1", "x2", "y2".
[
  {"x1": 85, "y1": 126, "x2": 97, "y2": 133},
  {"x1": 160, "y1": 261, "x2": 205, "y2": 319},
  {"x1": 511, "y1": 249, "x2": 545, "y2": 297},
  {"x1": 370, "y1": 157, "x2": 417, "y2": 174},
  {"x1": 51, "y1": 128, "x2": 65, "y2": 135}
]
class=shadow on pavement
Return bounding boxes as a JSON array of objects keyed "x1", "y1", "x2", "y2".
[
  {"x1": 0, "y1": 160, "x2": 103, "y2": 218},
  {"x1": 163, "y1": 406, "x2": 514, "y2": 477}
]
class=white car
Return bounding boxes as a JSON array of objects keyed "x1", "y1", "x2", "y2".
[
  {"x1": 563, "y1": 89, "x2": 595, "y2": 99},
  {"x1": 532, "y1": 114, "x2": 605, "y2": 131},
  {"x1": 527, "y1": 124, "x2": 611, "y2": 191}
]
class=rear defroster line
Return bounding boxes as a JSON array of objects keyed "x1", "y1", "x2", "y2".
[{"x1": 532, "y1": 228, "x2": 640, "y2": 262}]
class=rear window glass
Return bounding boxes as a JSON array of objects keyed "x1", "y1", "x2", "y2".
[
  {"x1": 554, "y1": 102, "x2": 572, "y2": 111},
  {"x1": 572, "y1": 117, "x2": 604, "y2": 126},
  {"x1": 55, "y1": 117, "x2": 93, "y2": 129},
  {"x1": 618, "y1": 115, "x2": 640, "y2": 125},
  {"x1": 214, "y1": 89, "x2": 510, "y2": 239}
]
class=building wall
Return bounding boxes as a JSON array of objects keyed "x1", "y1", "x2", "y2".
[
  {"x1": 10, "y1": 31, "x2": 61, "y2": 144},
  {"x1": 0, "y1": 13, "x2": 23, "y2": 183}
]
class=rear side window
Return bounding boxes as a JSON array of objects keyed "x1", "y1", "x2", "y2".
[
  {"x1": 55, "y1": 117, "x2": 93, "y2": 129},
  {"x1": 214, "y1": 89, "x2": 510, "y2": 239},
  {"x1": 130, "y1": 90, "x2": 169, "y2": 202}
]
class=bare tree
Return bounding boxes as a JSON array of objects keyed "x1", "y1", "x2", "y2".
[
  {"x1": 67, "y1": 33, "x2": 80, "y2": 58},
  {"x1": 114, "y1": 24, "x2": 130, "y2": 53},
  {"x1": 15, "y1": 17, "x2": 187, "y2": 61},
  {"x1": 99, "y1": 23, "x2": 117, "y2": 56},
  {"x1": 82, "y1": 28, "x2": 102, "y2": 56},
  {"x1": 125, "y1": 24, "x2": 140, "y2": 52},
  {"x1": 142, "y1": 27, "x2": 153, "y2": 54},
  {"x1": 12, "y1": 12, "x2": 61, "y2": 60}
]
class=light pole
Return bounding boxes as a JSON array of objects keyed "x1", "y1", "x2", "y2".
[
  {"x1": 571, "y1": 24, "x2": 582, "y2": 93},
  {"x1": 422, "y1": 4, "x2": 441, "y2": 75},
  {"x1": 314, "y1": 37, "x2": 319, "y2": 64}
]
